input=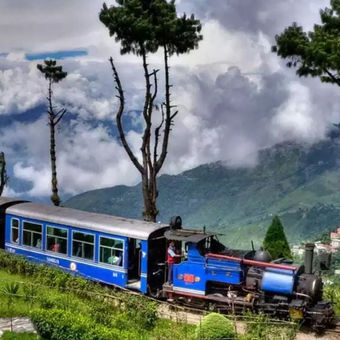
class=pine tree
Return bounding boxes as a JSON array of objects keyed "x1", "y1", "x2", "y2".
[
  {"x1": 272, "y1": 0, "x2": 340, "y2": 87},
  {"x1": 37, "y1": 60, "x2": 67, "y2": 206},
  {"x1": 263, "y1": 216, "x2": 292, "y2": 259}
]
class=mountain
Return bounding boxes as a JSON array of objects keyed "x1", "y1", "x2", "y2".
[{"x1": 64, "y1": 138, "x2": 340, "y2": 249}]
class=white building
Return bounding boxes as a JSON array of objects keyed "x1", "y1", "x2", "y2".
[{"x1": 330, "y1": 227, "x2": 340, "y2": 253}]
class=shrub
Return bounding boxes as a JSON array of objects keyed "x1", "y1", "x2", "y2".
[
  {"x1": 195, "y1": 313, "x2": 235, "y2": 340},
  {"x1": 22, "y1": 282, "x2": 38, "y2": 306},
  {"x1": 31, "y1": 308, "x2": 138, "y2": 340},
  {"x1": 116, "y1": 292, "x2": 158, "y2": 330}
]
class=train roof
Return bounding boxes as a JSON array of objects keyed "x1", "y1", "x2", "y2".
[
  {"x1": 2, "y1": 198, "x2": 169, "y2": 240},
  {"x1": 164, "y1": 228, "x2": 217, "y2": 243},
  {"x1": 0, "y1": 197, "x2": 27, "y2": 205}
]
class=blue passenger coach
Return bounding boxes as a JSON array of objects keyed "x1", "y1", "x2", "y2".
[{"x1": 2, "y1": 198, "x2": 169, "y2": 293}]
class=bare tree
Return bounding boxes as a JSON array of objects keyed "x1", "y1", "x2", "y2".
[{"x1": 100, "y1": 0, "x2": 202, "y2": 221}]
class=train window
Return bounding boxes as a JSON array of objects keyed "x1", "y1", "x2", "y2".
[
  {"x1": 46, "y1": 226, "x2": 68, "y2": 255},
  {"x1": 99, "y1": 237, "x2": 123, "y2": 267},
  {"x1": 72, "y1": 231, "x2": 94, "y2": 260},
  {"x1": 23, "y1": 221, "x2": 42, "y2": 249},
  {"x1": 11, "y1": 219, "x2": 19, "y2": 243}
]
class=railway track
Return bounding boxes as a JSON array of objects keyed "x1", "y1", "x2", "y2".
[
  {"x1": 158, "y1": 299, "x2": 340, "y2": 339},
  {"x1": 323, "y1": 320, "x2": 340, "y2": 336}
]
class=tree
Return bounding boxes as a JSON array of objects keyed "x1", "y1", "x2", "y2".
[
  {"x1": 263, "y1": 216, "x2": 292, "y2": 259},
  {"x1": 37, "y1": 60, "x2": 67, "y2": 206},
  {"x1": 100, "y1": 0, "x2": 202, "y2": 221},
  {"x1": 272, "y1": 0, "x2": 340, "y2": 87},
  {"x1": 0, "y1": 152, "x2": 8, "y2": 196}
]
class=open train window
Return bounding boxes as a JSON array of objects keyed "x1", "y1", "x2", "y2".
[
  {"x1": 46, "y1": 226, "x2": 68, "y2": 255},
  {"x1": 23, "y1": 221, "x2": 42, "y2": 249},
  {"x1": 11, "y1": 218, "x2": 19, "y2": 243},
  {"x1": 72, "y1": 231, "x2": 94, "y2": 261},
  {"x1": 99, "y1": 236, "x2": 123, "y2": 267}
]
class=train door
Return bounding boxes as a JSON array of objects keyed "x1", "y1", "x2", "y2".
[
  {"x1": 0, "y1": 200, "x2": 26, "y2": 249},
  {"x1": 127, "y1": 238, "x2": 142, "y2": 290}
]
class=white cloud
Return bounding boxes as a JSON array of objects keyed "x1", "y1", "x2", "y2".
[
  {"x1": 1, "y1": 117, "x2": 140, "y2": 198},
  {"x1": 0, "y1": 61, "x2": 44, "y2": 114},
  {"x1": 14, "y1": 163, "x2": 51, "y2": 197},
  {"x1": 271, "y1": 82, "x2": 323, "y2": 141}
]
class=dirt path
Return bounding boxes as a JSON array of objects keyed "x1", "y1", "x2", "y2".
[{"x1": 0, "y1": 317, "x2": 36, "y2": 336}]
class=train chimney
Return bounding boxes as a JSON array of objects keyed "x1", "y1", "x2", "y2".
[{"x1": 304, "y1": 243, "x2": 315, "y2": 274}]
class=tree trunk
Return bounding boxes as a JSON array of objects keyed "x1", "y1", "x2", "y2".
[
  {"x1": 0, "y1": 152, "x2": 7, "y2": 196},
  {"x1": 48, "y1": 80, "x2": 60, "y2": 206},
  {"x1": 140, "y1": 49, "x2": 158, "y2": 222},
  {"x1": 141, "y1": 170, "x2": 158, "y2": 222}
]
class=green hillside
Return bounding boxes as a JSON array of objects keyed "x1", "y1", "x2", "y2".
[{"x1": 65, "y1": 139, "x2": 340, "y2": 249}]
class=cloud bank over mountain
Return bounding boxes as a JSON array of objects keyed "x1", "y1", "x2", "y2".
[{"x1": 1, "y1": 0, "x2": 340, "y2": 201}]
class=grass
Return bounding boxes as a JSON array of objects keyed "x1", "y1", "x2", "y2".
[
  {"x1": 1, "y1": 331, "x2": 40, "y2": 340},
  {"x1": 0, "y1": 269, "x2": 89, "y2": 318},
  {"x1": 151, "y1": 319, "x2": 196, "y2": 340},
  {"x1": 0, "y1": 267, "x2": 196, "y2": 339}
]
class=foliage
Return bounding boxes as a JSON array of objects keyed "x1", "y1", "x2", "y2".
[
  {"x1": 22, "y1": 282, "x2": 38, "y2": 306},
  {"x1": 0, "y1": 251, "x2": 159, "y2": 332},
  {"x1": 240, "y1": 313, "x2": 298, "y2": 340},
  {"x1": 273, "y1": 0, "x2": 340, "y2": 86},
  {"x1": 2, "y1": 282, "x2": 20, "y2": 305},
  {"x1": 314, "y1": 231, "x2": 331, "y2": 243},
  {"x1": 324, "y1": 282, "x2": 340, "y2": 315},
  {"x1": 37, "y1": 60, "x2": 67, "y2": 83},
  {"x1": 195, "y1": 313, "x2": 235, "y2": 340},
  {"x1": 151, "y1": 319, "x2": 196, "y2": 340},
  {"x1": 1, "y1": 331, "x2": 40, "y2": 340},
  {"x1": 115, "y1": 292, "x2": 158, "y2": 330},
  {"x1": 99, "y1": 0, "x2": 202, "y2": 57},
  {"x1": 31, "y1": 308, "x2": 137, "y2": 340},
  {"x1": 263, "y1": 216, "x2": 292, "y2": 259},
  {"x1": 330, "y1": 249, "x2": 340, "y2": 273}
]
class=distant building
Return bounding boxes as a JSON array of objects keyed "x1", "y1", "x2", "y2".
[
  {"x1": 314, "y1": 241, "x2": 332, "y2": 254},
  {"x1": 291, "y1": 241, "x2": 332, "y2": 257},
  {"x1": 291, "y1": 245, "x2": 304, "y2": 256},
  {"x1": 330, "y1": 227, "x2": 340, "y2": 253}
]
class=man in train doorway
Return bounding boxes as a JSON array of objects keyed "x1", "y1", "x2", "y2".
[{"x1": 167, "y1": 241, "x2": 181, "y2": 285}]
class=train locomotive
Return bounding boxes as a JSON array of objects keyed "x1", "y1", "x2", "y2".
[{"x1": 0, "y1": 197, "x2": 335, "y2": 329}]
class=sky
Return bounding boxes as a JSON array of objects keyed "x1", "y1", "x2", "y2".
[{"x1": 1, "y1": 0, "x2": 340, "y2": 202}]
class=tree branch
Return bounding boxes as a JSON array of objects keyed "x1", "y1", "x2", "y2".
[
  {"x1": 54, "y1": 108, "x2": 67, "y2": 126},
  {"x1": 324, "y1": 68, "x2": 340, "y2": 86},
  {"x1": 140, "y1": 49, "x2": 153, "y2": 185},
  {"x1": 154, "y1": 103, "x2": 165, "y2": 165},
  {"x1": 156, "y1": 45, "x2": 175, "y2": 174},
  {"x1": 109, "y1": 57, "x2": 144, "y2": 174}
]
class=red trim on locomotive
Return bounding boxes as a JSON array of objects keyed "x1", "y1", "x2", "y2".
[{"x1": 205, "y1": 253, "x2": 297, "y2": 271}]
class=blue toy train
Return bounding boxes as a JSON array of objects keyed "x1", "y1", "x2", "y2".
[{"x1": 0, "y1": 197, "x2": 335, "y2": 329}]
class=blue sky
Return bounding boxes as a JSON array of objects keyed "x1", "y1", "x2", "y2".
[
  {"x1": 25, "y1": 50, "x2": 88, "y2": 61},
  {"x1": 1, "y1": 0, "x2": 339, "y2": 203}
]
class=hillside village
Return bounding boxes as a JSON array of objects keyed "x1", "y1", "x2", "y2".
[{"x1": 292, "y1": 227, "x2": 340, "y2": 275}]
